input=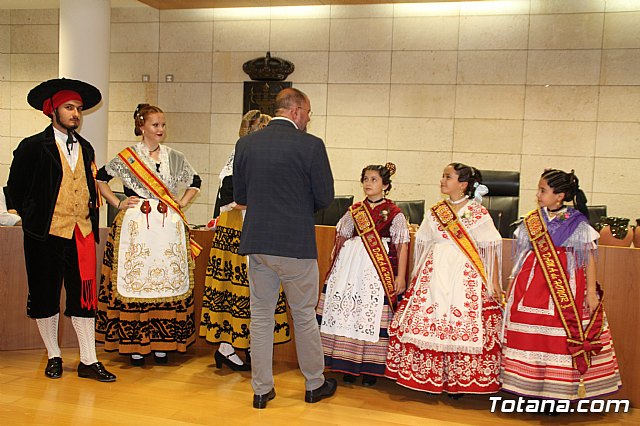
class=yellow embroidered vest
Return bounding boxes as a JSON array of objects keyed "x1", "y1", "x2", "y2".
[{"x1": 49, "y1": 144, "x2": 92, "y2": 239}]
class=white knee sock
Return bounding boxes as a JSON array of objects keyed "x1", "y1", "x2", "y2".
[
  {"x1": 71, "y1": 316, "x2": 98, "y2": 365},
  {"x1": 36, "y1": 314, "x2": 62, "y2": 359}
]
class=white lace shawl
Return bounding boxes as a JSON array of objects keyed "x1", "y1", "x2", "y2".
[{"x1": 104, "y1": 142, "x2": 198, "y2": 198}]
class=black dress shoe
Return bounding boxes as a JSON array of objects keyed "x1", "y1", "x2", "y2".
[
  {"x1": 130, "y1": 355, "x2": 145, "y2": 367},
  {"x1": 253, "y1": 388, "x2": 276, "y2": 409},
  {"x1": 343, "y1": 374, "x2": 356, "y2": 383},
  {"x1": 305, "y1": 378, "x2": 337, "y2": 403},
  {"x1": 153, "y1": 353, "x2": 168, "y2": 364},
  {"x1": 447, "y1": 393, "x2": 464, "y2": 400},
  {"x1": 214, "y1": 350, "x2": 250, "y2": 371},
  {"x1": 362, "y1": 375, "x2": 377, "y2": 387},
  {"x1": 77, "y1": 362, "x2": 116, "y2": 382},
  {"x1": 45, "y1": 357, "x2": 63, "y2": 379}
]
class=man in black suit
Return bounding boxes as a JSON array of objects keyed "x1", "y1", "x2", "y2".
[
  {"x1": 234, "y1": 88, "x2": 336, "y2": 408},
  {"x1": 6, "y1": 78, "x2": 115, "y2": 382}
]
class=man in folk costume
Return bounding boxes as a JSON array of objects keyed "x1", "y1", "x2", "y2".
[{"x1": 6, "y1": 78, "x2": 116, "y2": 382}]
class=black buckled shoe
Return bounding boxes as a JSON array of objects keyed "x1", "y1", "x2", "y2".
[
  {"x1": 214, "y1": 350, "x2": 250, "y2": 371},
  {"x1": 253, "y1": 388, "x2": 276, "y2": 409},
  {"x1": 343, "y1": 374, "x2": 356, "y2": 383},
  {"x1": 305, "y1": 378, "x2": 337, "y2": 403},
  {"x1": 45, "y1": 357, "x2": 63, "y2": 379},
  {"x1": 77, "y1": 362, "x2": 116, "y2": 382},
  {"x1": 153, "y1": 353, "x2": 168, "y2": 364},
  {"x1": 130, "y1": 355, "x2": 145, "y2": 367},
  {"x1": 362, "y1": 375, "x2": 377, "y2": 387}
]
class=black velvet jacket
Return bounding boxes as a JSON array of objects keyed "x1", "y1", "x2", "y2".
[{"x1": 6, "y1": 125, "x2": 100, "y2": 242}]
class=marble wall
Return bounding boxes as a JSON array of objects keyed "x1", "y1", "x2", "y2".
[{"x1": 2, "y1": 0, "x2": 640, "y2": 224}]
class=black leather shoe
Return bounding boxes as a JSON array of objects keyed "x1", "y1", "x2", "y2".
[
  {"x1": 153, "y1": 353, "x2": 168, "y2": 364},
  {"x1": 305, "y1": 378, "x2": 337, "y2": 403},
  {"x1": 214, "y1": 350, "x2": 250, "y2": 371},
  {"x1": 45, "y1": 357, "x2": 63, "y2": 379},
  {"x1": 77, "y1": 362, "x2": 116, "y2": 382},
  {"x1": 253, "y1": 388, "x2": 276, "y2": 409},
  {"x1": 130, "y1": 355, "x2": 145, "y2": 367},
  {"x1": 362, "y1": 375, "x2": 377, "y2": 387},
  {"x1": 343, "y1": 374, "x2": 356, "y2": 383}
]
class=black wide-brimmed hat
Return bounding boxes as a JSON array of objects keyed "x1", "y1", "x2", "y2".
[{"x1": 27, "y1": 78, "x2": 102, "y2": 111}]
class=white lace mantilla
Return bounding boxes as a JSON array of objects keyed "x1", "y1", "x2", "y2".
[{"x1": 105, "y1": 143, "x2": 197, "y2": 198}]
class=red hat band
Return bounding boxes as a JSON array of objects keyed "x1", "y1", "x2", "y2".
[{"x1": 42, "y1": 90, "x2": 83, "y2": 117}]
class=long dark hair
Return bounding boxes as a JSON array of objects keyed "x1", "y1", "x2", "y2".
[
  {"x1": 449, "y1": 163, "x2": 482, "y2": 197},
  {"x1": 541, "y1": 169, "x2": 588, "y2": 217}
]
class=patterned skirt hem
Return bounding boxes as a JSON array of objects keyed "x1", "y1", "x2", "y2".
[{"x1": 385, "y1": 371, "x2": 501, "y2": 395}]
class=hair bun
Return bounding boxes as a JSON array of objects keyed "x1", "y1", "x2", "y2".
[
  {"x1": 385, "y1": 162, "x2": 397, "y2": 176},
  {"x1": 134, "y1": 103, "x2": 149, "y2": 120}
]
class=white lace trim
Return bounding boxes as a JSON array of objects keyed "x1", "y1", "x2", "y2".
[
  {"x1": 503, "y1": 347, "x2": 572, "y2": 365},
  {"x1": 105, "y1": 144, "x2": 197, "y2": 197}
]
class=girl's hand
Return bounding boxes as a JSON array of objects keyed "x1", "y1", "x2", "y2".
[
  {"x1": 394, "y1": 275, "x2": 406, "y2": 296},
  {"x1": 586, "y1": 290, "x2": 600, "y2": 315},
  {"x1": 119, "y1": 196, "x2": 139, "y2": 210}
]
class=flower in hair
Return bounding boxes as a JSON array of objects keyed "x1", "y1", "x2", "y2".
[
  {"x1": 473, "y1": 184, "x2": 489, "y2": 203},
  {"x1": 385, "y1": 162, "x2": 397, "y2": 176}
]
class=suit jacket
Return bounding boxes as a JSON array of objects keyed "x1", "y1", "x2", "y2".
[
  {"x1": 233, "y1": 119, "x2": 334, "y2": 259},
  {"x1": 6, "y1": 124, "x2": 100, "y2": 242}
]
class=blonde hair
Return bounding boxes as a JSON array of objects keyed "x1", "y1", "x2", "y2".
[{"x1": 239, "y1": 110, "x2": 272, "y2": 137}]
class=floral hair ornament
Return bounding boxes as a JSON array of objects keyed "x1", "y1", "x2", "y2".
[
  {"x1": 384, "y1": 162, "x2": 397, "y2": 176},
  {"x1": 473, "y1": 181, "x2": 489, "y2": 203}
]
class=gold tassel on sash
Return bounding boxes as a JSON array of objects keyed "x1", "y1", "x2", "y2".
[{"x1": 577, "y1": 377, "x2": 587, "y2": 398}]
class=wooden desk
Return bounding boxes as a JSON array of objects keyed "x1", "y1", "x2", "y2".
[
  {"x1": 1, "y1": 226, "x2": 637, "y2": 406},
  {"x1": 0, "y1": 227, "x2": 108, "y2": 350}
]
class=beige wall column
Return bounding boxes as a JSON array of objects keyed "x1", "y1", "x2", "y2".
[
  {"x1": 59, "y1": 0, "x2": 110, "y2": 224},
  {"x1": 59, "y1": 0, "x2": 110, "y2": 167}
]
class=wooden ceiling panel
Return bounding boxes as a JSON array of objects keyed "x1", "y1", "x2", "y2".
[{"x1": 137, "y1": 0, "x2": 469, "y2": 9}]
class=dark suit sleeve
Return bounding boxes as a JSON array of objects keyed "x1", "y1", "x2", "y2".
[
  {"x1": 310, "y1": 140, "x2": 334, "y2": 212},
  {"x1": 2, "y1": 187, "x2": 14, "y2": 210},
  {"x1": 6, "y1": 138, "x2": 32, "y2": 215},
  {"x1": 232, "y1": 142, "x2": 247, "y2": 205}
]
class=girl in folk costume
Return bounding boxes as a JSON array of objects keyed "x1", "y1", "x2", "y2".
[
  {"x1": 317, "y1": 163, "x2": 409, "y2": 386},
  {"x1": 95, "y1": 104, "x2": 202, "y2": 366},
  {"x1": 200, "y1": 110, "x2": 290, "y2": 371},
  {"x1": 501, "y1": 169, "x2": 621, "y2": 401},
  {"x1": 385, "y1": 163, "x2": 503, "y2": 397}
]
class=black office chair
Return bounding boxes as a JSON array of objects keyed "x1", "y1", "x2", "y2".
[
  {"x1": 479, "y1": 170, "x2": 520, "y2": 238},
  {"x1": 315, "y1": 195, "x2": 354, "y2": 226},
  {"x1": 395, "y1": 200, "x2": 425, "y2": 225},
  {"x1": 106, "y1": 191, "x2": 127, "y2": 226},
  {"x1": 587, "y1": 205, "x2": 607, "y2": 229}
]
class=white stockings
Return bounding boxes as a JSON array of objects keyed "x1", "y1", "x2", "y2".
[
  {"x1": 36, "y1": 315, "x2": 99, "y2": 364},
  {"x1": 71, "y1": 316, "x2": 98, "y2": 365},
  {"x1": 36, "y1": 314, "x2": 61, "y2": 359}
]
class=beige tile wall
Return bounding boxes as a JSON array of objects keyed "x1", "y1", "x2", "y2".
[{"x1": 3, "y1": 1, "x2": 640, "y2": 224}]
